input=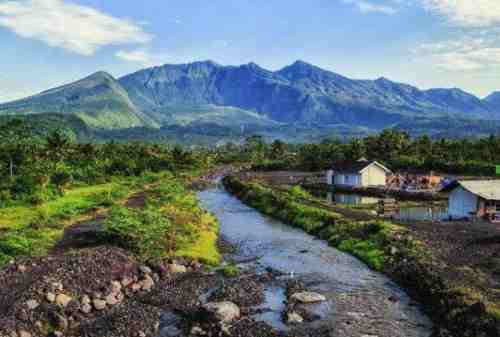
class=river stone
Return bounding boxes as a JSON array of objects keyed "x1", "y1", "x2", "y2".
[
  {"x1": 55, "y1": 294, "x2": 72, "y2": 307},
  {"x1": 26, "y1": 300, "x2": 39, "y2": 310},
  {"x1": 121, "y1": 277, "x2": 134, "y2": 287},
  {"x1": 190, "y1": 326, "x2": 206, "y2": 335},
  {"x1": 168, "y1": 263, "x2": 187, "y2": 274},
  {"x1": 141, "y1": 275, "x2": 155, "y2": 291},
  {"x1": 131, "y1": 283, "x2": 142, "y2": 292},
  {"x1": 290, "y1": 292, "x2": 326, "y2": 303},
  {"x1": 81, "y1": 303, "x2": 92, "y2": 314},
  {"x1": 139, "y1": 265, "x2": 153, "y2": 275},
  {"x1": 93, "y1": 299, "x2": 107, "y2": 310},
  {"x1": 81, "y1": 295, "x2": 91, "y2": 305},
  {"x1": 46, "y1": 292, "x2": 56, "y2": 303},
  {"x1": 51, "y1": 282, "x2": 64, "y2": 292},
  {"x1": 286, "y1": 311, "x2": 304, "y2": 324},
  {"x1": 18, "y1": 330, "x2": 31, "y2": 337},
  {"x1": 110, "y1": 281, "x2": 122, "y2": 293},
  {"x1": 203, "y1": 301, "x2": 240, "y2": 322},
  {"x1": 105, "y1": 294, "x2": 119, "y2": 306}
]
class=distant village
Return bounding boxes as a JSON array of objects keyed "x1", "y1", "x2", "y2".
[{"x1": 326, "y1": 159, "x2": 500, "y2": 223}]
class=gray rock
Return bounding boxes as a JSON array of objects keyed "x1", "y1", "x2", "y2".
[
  {"x1": 46, "y1": 292, "x2": 56, "y2": 303},
  {"x1": 93, "y1": 299, "x2": 107, "y2": 311},
  {"x1": 286, "y1": 311, "x2": 304, "y2": 324},
  {"x1": 140, "y1": 275, "x2": 155, "y2": 292},
  {"x1": 168, "y1": 264, "x2": 187, "y2": 274},
  {"x1": 105, "y1": 294, "x2": 119, "y2": 306},
  {"x1": 190, "y1": 326, "x2": 206, "y2": 335},
  {"x1": 139, "y1": 265, "x2": 153, "y2": 275},
  {"x1": 202, "y1": 301, "x2": 240, "y2": 323},
  {"x1": 55, "y1": 294, "x2": 72, "y2": 307},
  {"x1": 81, "y1": 295, "x2": 91, "y2": 305},
  {"x1": 81, "y1": 303, "x2": 92, "y2": 314},
  {"x1": 18, "y1": 331, "x2": 31, "y2": 337},
  {"x1": 121, "y1": 277, "x2": 134, "y2": 287},
  {"x1": 290, "y1": 292, "x2": 326, "y2": 304},
  {"x1": 26, "y1": 300, "x2": 39, "y2": 310},
  {"x1": 51, "y1": 282, "x2": 64, "y2": 292},
  {"x1": 110, "y1": 281, "x2": 122, "y2": 293}
]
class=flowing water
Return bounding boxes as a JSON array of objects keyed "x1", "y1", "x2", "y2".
[{"x1": 198, "y1": 184, "x2": 433, "y2": 337}]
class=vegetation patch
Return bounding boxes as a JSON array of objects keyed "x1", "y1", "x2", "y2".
[
  {"x1": 103, "y1": 175, "x2": 220, "y2": 265},
  {"x1": 0, "y1": 176, "x2": 149, "y2": 265}
]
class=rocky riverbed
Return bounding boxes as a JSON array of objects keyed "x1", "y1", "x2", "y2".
[{"x1": 0, "y1": 180, "x2": 435, "y2": 337}]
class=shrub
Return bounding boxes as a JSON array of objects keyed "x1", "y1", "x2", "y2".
[
  {"x1": 104, "y1": 205, "x2": 174, "y2": 260},
  {"x1": 221, "y1": 263, "x2": 241, "y2": 278},
  {"x1": 51, "y1": 171, "x2": 73, "y2": 195}
]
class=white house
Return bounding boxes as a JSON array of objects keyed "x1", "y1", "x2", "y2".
[
  {"x1": 326, "y1": 160, "x2": 391, "y2": 188},
  {"x1": 447, "y1": 180, "x2": 500, "y2": 220}
]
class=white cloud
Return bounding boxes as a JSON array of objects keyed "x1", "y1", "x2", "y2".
[
  {"x1": 0, "y1": 0, "x2": 152, "y2": 55},
  {"x1": 116, "y1": 49, "x2": 169, "y2": 67},
  {"x1": 414, "y1": 33, "x2": 500, "y2": 71},
  {"x1": 342, "y1": 0, "x2": 399, "y2": 15},
  {"x1": 421, "y1": 0, "x2": 500, "y2": 27}
]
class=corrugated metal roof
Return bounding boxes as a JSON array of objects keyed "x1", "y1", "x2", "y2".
[{"x1": 458, "y1": 180, "x2": 500, "y2": 201}]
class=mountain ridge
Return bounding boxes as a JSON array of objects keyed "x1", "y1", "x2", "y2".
[{"x1": 0, "y1": 60, "x2": 499, "y2": 138}]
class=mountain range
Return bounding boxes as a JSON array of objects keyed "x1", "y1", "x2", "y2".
[{"x1": 1, "y1": 60, "x2": 500, "y2": 142}]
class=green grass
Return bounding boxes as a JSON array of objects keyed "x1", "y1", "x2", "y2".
[
  {"x1": 175, "y1": 216, "x2": 220, "y2": 265},
  {"x1": 0, "y1": 174, "x2": 159, "y2": 265},
  {"x1": 220, "y1": 263, "x2": 241, "y2": 278},
  {"x1": 338, "y1": 239, "x2": 385, "y2": 271},
  {"x1": 103, "y1": 174, "x2": 221, "y2": 265}
]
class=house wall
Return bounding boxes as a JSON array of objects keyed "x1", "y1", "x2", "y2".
[
  {"x1": 334, "y1": 174, "x2": 361, "y2": 187},
  {"x1": 448, "y1": 186, "x2": 478, "y2": 219},
  {"x1": 361, "y1": 164, "x2": 388, "y2": 187},
  {"x1": 326, "y1": 170, "x2": 334, "y2": 185}
]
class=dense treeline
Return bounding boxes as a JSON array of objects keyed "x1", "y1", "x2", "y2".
[
  {"x1": 0, "y1": 119, "x2": 214, "y2": 206},
  {"x1": 217, "y1": 130, "x2": 500, "y2": 176}
]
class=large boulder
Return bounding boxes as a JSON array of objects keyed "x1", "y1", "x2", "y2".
[{"x1": 202, "y1": 301, "x2": 240, "y2": 323}]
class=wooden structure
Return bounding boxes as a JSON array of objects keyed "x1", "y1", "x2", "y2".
[
  {"x1": 378, "y1": 198, "x2": 398, "y2": 218},
  {"x1": 388, "y1": 170, "x2": 442, "y2": 191}
]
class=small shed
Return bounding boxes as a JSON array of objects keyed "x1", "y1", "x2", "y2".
[
  {"x1": 447, "y1": 180, "x2": 500, "y2": 220},
  {"x1": 327, "y1": 160, "x2": 391, "y2": 188}
]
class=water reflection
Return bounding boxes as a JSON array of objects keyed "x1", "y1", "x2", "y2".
[
  {"x1": 396, "y1": 207, "x2": 448, "y2": 222},
  {"x1": 308, "y1": 188, "x2": 448, "y2": 222}
]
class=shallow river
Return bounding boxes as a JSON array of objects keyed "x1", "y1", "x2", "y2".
[{"x1": 198, "y1": 184, "x2": 433, "y2": 337}]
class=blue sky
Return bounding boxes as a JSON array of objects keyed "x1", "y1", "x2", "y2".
[{"x1": 0, "y1": 0, "x2": 500, "y2": 102}]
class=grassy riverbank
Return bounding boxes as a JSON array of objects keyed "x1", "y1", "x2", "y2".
[
  {"x1": 103, "y1": 173, "x2": 220, "y2": 265},
  {"x1": 0, "y1": 171, "x2": 220, "y2": 266},
  {"x1": 223, "y1": 175, "x2": 500, "y2": 337}
]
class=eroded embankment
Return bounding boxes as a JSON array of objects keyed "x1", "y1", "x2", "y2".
[{"x1": 223, "y1": 175, "x2": 500, "y2": 337}]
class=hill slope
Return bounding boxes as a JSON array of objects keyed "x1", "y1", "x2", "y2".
[{"x1": 0, "y1": 72, "x2": 155, "y2": 130}]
